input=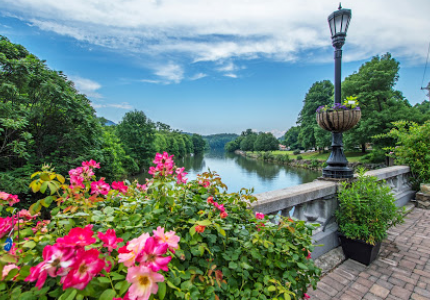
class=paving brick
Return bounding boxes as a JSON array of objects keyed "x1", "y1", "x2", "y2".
[
  {"x1": 413, "y1": 286, "x2": 430, "y2": 298},
  {"x1": 327, "y1": 273, "x2": 350, "y2": 286},
  {"x1": 404, "y1": 283, "x2": 414, "y2": 292},
  {"x1": 413, "y1": 269, "x2": 430, "y2": 278},
  {"x1": 375, "y1": 279, "x2": 393, "y2": 290},
  {"x1": 363, "y1": 292, "x2": 383, "y2": 300},
  {"x1": 316, "y1": 281, "x2": 338, "y2": 297},
  {"x1": 390, "y1": 286, "x2": 412, "y2": 300},
  {"x1": 411, "y1": 293, "x2": 428, "y2": 300},
  {"x1": 321, "y1": 276, "x2": 345, "y2": 292},
  {"x1": 350, "y1": 282, "x2": 370, "y2": 294},
  {"x1": 370, "y1": 284, "x2": 390, "y2": 298},
  {"x1": 356, "y1": 277, "x2": 374, "y2": 288}
]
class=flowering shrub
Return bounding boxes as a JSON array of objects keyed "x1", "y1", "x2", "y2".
[
  {"x1": 316, "y1": 96, "x2": 360, "y2": 113},
  {"x1": 0, "y1": 152, "x2": 320, "y2": 300}
]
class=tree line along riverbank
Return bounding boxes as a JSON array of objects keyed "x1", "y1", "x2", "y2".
[{"x1": 235, "y1": 150, "x2": 385, "y2": 172}]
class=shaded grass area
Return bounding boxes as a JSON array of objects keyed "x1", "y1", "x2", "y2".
[{"x1": 249, "y1": 151, "x2": 367, "y2": 163}]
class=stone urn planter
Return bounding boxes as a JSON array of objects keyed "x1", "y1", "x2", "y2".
[{"x1": 316, "y1": 109, "x2": 361, "y2": 133}]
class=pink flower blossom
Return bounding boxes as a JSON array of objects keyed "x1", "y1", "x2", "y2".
[
  {"x1": 175, "y1": 167, "x2": 188, "y2": 184},
  {"x1": 152, "y1": 227, "x2": 180, "y2": 252},
  {"x1": 207, "y1": 196, "x2": 214, "y2": 204},
  {"x1": 136, "y1": 183, "x2": 148, "y2": 192},
  {"x1": 98, "y1": 229, "x2": 123, "y2": 252},
  {"x1": 82, "y1": 159, "x2": 101, "y2": 169},
  {"x1": 61, "y1": 248, "x2": 105, "y2": 290},
  {"x1": 112, "y1": 181, "x2": 128, "y2": 194},
  {"x1": 0, "y1": 192, "x2": 20, "y2": 206},
  {"x1": 306, "y1": 251, "x2": 311, "y2": 260},
  {"x1": 213, "y1": 202, "x2": 225, "y2": 213},
  {"x1": 70, "y1": 175, "x2": 85, "y2": 189},
  {"x1": 56, "y1": 225, "x2": 96, "y2": 247},
  {"x1": 25, "y1": 261, "x2": 48, "y2": 289},
  {"x1": 149, "y1": 152, "x2": 175, "y2": 176},
  {"x1": 220, "y1": 211, "x2": 228, "y2": 219},
  {"x1": 32, "y1": 220, "x2": 50, "y2": 234},
  {"x1": 118, "y1": 233, "x2": 150, "y2": 267},
  {"x1": 81, "y1": 166, "x2": 95, "y2": 178},
  {"x1": 195, "y1": 225, "x2": 205, "y2": 233},
  {"x1": 90, "y1": 179, "x2": 110, "y2": 196},
  {"x1": 0, "y1": 216, "x2": 15, "y2": 238},
  {"x1": 18, "y1": 209, "x2": 40, "y2": 220},
  {"x1": 304, "y1": 293, "x2": 310, "y2": 299},
  {"x1": 2, "y1": 264, "x2": 19, "y2": 281},
  {"x1": 25, "y1": 244, "x2": 75, "y2": 289},
  {"x1": 126, "y1": 265, "x2": 165, "y2": 300},
  {"x1": 136, "y1": 237, "x2": 171, "y2": 272},
  {"x1": 199, "y1": 180, "x2": 210, "y2": 188},
  {"x1": 255, "y1": 212, "x2": 265, "y2": 220},
  {"x1": 69, "y1": 167, "x2": 83, "y2": 177}
]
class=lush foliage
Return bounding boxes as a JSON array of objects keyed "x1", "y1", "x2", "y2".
[
  {"x1": 296, "y1": 81, "x2": 333, "y2": 151},
  {"x1": 380, "y1": 121, "x2": 430, "y2": 187},
  {"x1": 0, "y1": 153, "x2": 320, "y2": 300},
  {"x1": 0, "y1": 36, "x2": 207, "y2": 197},
  {"x1": 335, "y1": 169, "x2": 404, "y2": 245},
  {"x1": 225, "y1": 129, "x2": 279, "y2": 153},
  {"x1": 341, "y1": 53, "x2": 429, "y2": 153},
  {"x1": 203, "y1": 134, "x2": 238, "y2": 150},
  {"x1": 315, "y1": 96, "x2": 360, "y2": 113}
]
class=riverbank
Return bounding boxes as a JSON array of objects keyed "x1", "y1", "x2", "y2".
[{"x1": 235, "y1": 150, "x2": 385, "y2": 172}]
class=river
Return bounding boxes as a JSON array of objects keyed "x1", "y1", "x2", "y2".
[{"x1": 133, "y1": 150, "x2": 320, "y2": 194}]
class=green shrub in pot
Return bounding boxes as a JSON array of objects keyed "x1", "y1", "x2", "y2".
[{"x1": 335, "y1": 168, "x2": 404, "y2": 245}]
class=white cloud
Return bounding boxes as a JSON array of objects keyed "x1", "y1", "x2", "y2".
[
  {"x1": 2, "y1": 0, "x2": 429, "y2": 67},
  {"x1": 189, "y1": 73, "x2": 207, "y2": 80},
  {"x1": 140, "y1": 79, "x2": 163, "y2": 84},
  {"x1": 92, "y1": 102, "x2": 132, "y2": 110},
  {"x1": 69, "y1": 75, "x2": 102, "y2": 98},
  {"x1": 154, "y1": 63, "x2": 184, "y2": 83},
  {"x1": 223, "y1": 73, "x2": 237, "y2": 78}
]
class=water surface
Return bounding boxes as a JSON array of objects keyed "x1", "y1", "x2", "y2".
[{"x1": 134, "y1": 150, "x2": 319, "y2": 194}]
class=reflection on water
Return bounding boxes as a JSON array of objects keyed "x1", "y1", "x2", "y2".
[{"x1": 133, "y1": 150, "x2": 319, "y2": 194}]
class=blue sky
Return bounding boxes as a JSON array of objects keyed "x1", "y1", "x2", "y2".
[{"x1": 1, "y1": 0, "x2": 429, "y2": 136}]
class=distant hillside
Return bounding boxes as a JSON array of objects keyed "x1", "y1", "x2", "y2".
[
  {"x1": 105, "y1": 120, "x2": 116, "y2": 126},
  {"x1": 98, "y1": 117, "x2": 116, "y2": 126},
  {"x1": 203, "y1": 133, "x2": 239, "y2": 150}
]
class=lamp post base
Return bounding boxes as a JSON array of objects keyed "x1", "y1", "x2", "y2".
[{"x1": 322, "y1": 166, "x2": 353, "y2": 179}]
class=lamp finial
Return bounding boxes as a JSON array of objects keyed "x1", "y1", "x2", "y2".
[{"x1": 338, "y1": 3, "x2": 342, "y2": 9}]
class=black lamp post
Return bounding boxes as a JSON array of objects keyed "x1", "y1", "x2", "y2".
[{"x1": 322, "y1": 4, "x2": 353, "y2": 179}]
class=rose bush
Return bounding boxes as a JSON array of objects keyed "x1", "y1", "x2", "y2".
[{"x1": 0, "y1": 152, "x2": 320, "y2": 300}]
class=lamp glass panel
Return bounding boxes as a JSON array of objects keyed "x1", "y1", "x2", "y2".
[
  {"x1": 329, "y1": 18, "x2": 335, "y2": 36},
  {"x1": 335, "y1": 15, "x2": 343, "y2": 34}
]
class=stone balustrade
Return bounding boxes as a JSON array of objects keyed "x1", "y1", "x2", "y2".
[{"x1": 251, "y1": 166, "x2": 415, "y2": 259}]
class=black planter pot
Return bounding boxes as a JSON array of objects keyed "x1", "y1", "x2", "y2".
[{"x1": 338, "y1": 233, "x2": 382, "y2": 266}]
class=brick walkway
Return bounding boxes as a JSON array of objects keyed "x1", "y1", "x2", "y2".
[{"x1": 307, "y1": 208, "x2": 430, "y2": 300}]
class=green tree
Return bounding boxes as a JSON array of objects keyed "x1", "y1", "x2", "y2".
[
  {"x1": 254, "y1": 132, "x2": 279, "y2": 151},
  {"x1": 116, "y1": 110, "x2": 156, "y2": 171},
  {"x1": 192, "y1": 134, "x2": 206, "y2": 153},
  {"x1": 297, "y1": 80, "x2": 333, "y2": 150},
  {"x1": 342, "y1": 53, "x2": 417, "y2": 152},
  {"x1": 0, "y1": 36, "x2": 103, "y2": 192},
  {"x1": 240, "y1": 132, "x2": 257, "y2": 151},
  {"x1": 283, "y1": 126, "x2": 301, "y2": 150}
]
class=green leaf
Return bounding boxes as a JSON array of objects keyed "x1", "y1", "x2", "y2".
[
  {"x1": 296, "y1": 262, "x2": 308, "y2": 270},
  {"x1": 59, "y1": 289, "x2": 77, "y2": 300},
  {"x1": 0, "y1": 254, "x2": 17, "y2": 263},
  {"x1": 267, "y1": 286, "x2": 276, "y2": 292},
  {"x1": 40, "y1": 181, "x2": 48, "y2": 193},
  {"x1": 23, "y1": 241, "x2": 36, "y2": 249},
  {"x1": 228, "y1": 262, "x2": 238, "y2": 269},
  {"x1": 99, "y1": 289, "x2": 116, "y2": 300},
  {"x1": 197, "y1": 220, "x2": 211, "y2": 226},
  {"x1": 158, "y1": 282, "x2": 166, "y2": 300},
  {"x1": 189, "y1": 226, "x2": 196, "y2": 237},
  {"x1": 98, "y1": 277, "x2": 112, "y2": 283}
]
